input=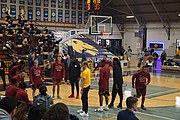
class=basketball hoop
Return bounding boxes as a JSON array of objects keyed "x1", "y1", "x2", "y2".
[{"x1": 101, "y1": 32, "x2": 110, "y2": 39}]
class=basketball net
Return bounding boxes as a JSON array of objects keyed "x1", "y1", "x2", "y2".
[{"x1": 100, "y1": 32, "x2": 110, "y2": 39}]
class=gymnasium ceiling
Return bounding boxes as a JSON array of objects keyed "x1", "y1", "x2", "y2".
[{"x1": 100, "y1": 0, "x2": 180, "y2": 26}]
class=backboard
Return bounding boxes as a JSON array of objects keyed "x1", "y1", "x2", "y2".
[{"x1": 86, "y1": 15, "x2": 112, "y2": 35}]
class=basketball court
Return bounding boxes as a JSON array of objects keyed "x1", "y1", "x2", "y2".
[{"x1": 0, "y1": 65, "x2": 180, "y2": 120}]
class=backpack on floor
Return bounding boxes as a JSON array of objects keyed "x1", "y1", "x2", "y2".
[{"x1": 33, "y1": 94, "x2": 53, "y2": 108}]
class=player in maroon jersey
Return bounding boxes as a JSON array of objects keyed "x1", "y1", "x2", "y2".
[
  {"x1": 132, "y1": 66, "x2": 151, "y2": 110},
  {"x1": 51, "y1": 55, "x2": 65, "y2": 99},
  {"x1": 93, "y1": 55, "x2": 112, "y2": 72},
  {"x1": 30, "y1": 60, "x2": 44, "y2": 97},
  {"x1": 95, "y1": 60, "x2": 110, "y2": 112},
  {"x1": 13, "y1": 71, "x2": 26, "y2": 86},
  {"x1": 9, "y1": 60, "x2": 25, "y2": 80}
]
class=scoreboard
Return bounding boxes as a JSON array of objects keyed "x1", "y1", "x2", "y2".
[{"x1": 87, "y1": 0, "x2": 101, "y2": 11}]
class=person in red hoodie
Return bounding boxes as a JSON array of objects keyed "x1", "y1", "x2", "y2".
[
  {"x1": 13, "y1": 71, "x2": 26, "y2": 86},
  {"x1": 5, "y1": 78, "x2": 19, "y2": 97},
  {"x1": 9, "y1": 60, "x2": 25, "y2": 81},
  {"x1": 132, "y1": 66, "x2": 151, "y2": 110},
  {"x1": 95, "y1": 60, "x2": 110, "y2": 112},
  {"x1": 15, "y1": 82, "x2": 31, "y2": 104},
  {"x1": 51, "y1": 55, "x2": 65, "y2": 99},
  {"x1": 30, "y1": 59, "x2": 44, "y2": 97}
]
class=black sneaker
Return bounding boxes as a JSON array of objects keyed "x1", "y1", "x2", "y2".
[
  {"x1": 108, "y1": 104, "x2": 114, "y2": 108},
  {"x1": 141, "y1": 105, "x2": 147, "y2": 110},
  {"x1": 117, "y1": 104, "x2": 122, "y2": 109}
]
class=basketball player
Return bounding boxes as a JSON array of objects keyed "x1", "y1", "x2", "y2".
[
  {"x1": 95, "y1": 60, "x2": 110, "y2": 112},
  {"x1": 93, "y1": 54, "x2": 112, "y2": 72},
  {"x1": 30, "y1": 60, "x2": 44, "y2": 97},
  {"x1": 51, "y1": 55, "x2": 65, "y2": 99},
  {"x1": 132, "y1": 66, "x2": 151, "y2": 110}
]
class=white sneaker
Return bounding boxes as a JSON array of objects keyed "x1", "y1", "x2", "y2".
[
  {"x1": 80, "y1": 112, "x2": 89, "y2": 117},
  {"x1": 94, "y1": 108, "x2": 103, "y2": 112},
  {"x1": 77, "y1": 109, "x2": 83, "y2": 114},
  {"x1": 103, "y1": 105, "x2": 109, "y2": 111}
]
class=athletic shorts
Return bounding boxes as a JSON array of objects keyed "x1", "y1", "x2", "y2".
[
  {"x1": 52, "y1": 79, "x2": 62, "y2": 84},
  {"x1": 136, "y1": 87, "x2": 146, "y2": 97},
  {"x1": 99, "y1": 87, "x2": 110, "y2": 96}
]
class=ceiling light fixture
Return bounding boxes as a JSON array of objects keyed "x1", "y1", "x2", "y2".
[
  {"x1": 178, "y1": 14, "x2": 180, "y2": 17},
  {"x1": 126, "y1": 15, "x2": 134, "y2": 18}
]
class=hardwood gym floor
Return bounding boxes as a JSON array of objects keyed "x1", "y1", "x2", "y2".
[{"x1": 0, "y1": 67, "x2": 180, "y2": 120}]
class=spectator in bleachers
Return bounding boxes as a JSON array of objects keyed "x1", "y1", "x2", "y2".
[
  {"x1": 125, "y1": 46, "x2": 132, "y2": 67},
  {"x1": 5, "y1": 78, "x2": 19, "y2": 97},
  {"x1": 43, "y1": 103, "x2": 70, "y2": 120},
  {"x1": 30, "y1": 60, "x2": 44, "y2": 98},
  {"x1": 13, "y1": 102, "x2": 29, "y2": 120},
  {"x1": 0, "y1": 58, "x2": 6, "y2": 90},
  {"x1": 8, "y1": 58, "x2": 18, "y2": 82},
  {"x1": 28, "y1": 105, "x2": 46, "y2": 120},
  {"x1": 28, "y1": 52, "x2": 35, "y2": 72},
  {"x1": 36, "y1": 51, "x2": 44, "y2": 69},
  {"x1": 137, "y1": 48, "x2": 145, "y2": 68},
  {"x1": 119, "y1": 46, "x2": 125, "y2": 57},
  {"x1": 160, "y1": 51, "x2": 167, "y2": 65},
  {"x1": 15, "y1": 82, "x2": 31, "y2": 104},
  {"x1": 0, "y1": 96, "x2": 18, "y2": 120}
]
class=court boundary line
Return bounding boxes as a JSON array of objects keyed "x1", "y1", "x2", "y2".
[{"x1": 136, "y1": 111, "x2": 176, "y2": 120}]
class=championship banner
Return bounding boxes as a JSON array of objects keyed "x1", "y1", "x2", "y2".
[
  {"x1": 1, "y1": 0, "x2": 7, "y2": 2},
  {"x1": 84, "y1": 12, "x2": 88, "y2": 24},
  {"x1": 44, "y1": 8, "x2": 48, "y2": 21},
  {"x1": 36, "y1": 8, "x2": 41, "y2": 20},
  {"x1": 28, "y1": 7, "x2": 33, "y2": 20},
  {"x1": 65, "y1": 10, "x2": 69, "y2": 22},
  {"x1": 19, "y1": 0, "x2": 25, "y2": 4},
  {"x1": 36, "y1": 0, "x2": 41, "y2": 6},
  {"x1": 28, "y1": 0, "x2": 33, "y2": 5},
  {"x1": 58, "y1": 0, "x2": 63, "y2": 8},
  {"x1": 78, "y1": 0, "x2": 82, "y2": 10},
  {"x1": 78, "y1": 11, "x2": 82, "y2": 24},
  {"x1": 1, "y1": 4, "x2": 7, "y2": 18},
  {"x1": 71, "y1": 11, "x2": 76, "y2": 23},
  {"x1": 65, "y1": 0, "x2": 69, "y2": 9},
  {"x1": 44, "y1": 0, "x2": 49, "y2": 7},
  {"x1": 84, "y1": 1, "x2": 88, "y2": 10},
  {"x1": 10, "y1": 0, "x2": 16, "y2": 3},
  {"x1": 51, "y1": 9, "x2": 56, "y2": 22},
  {"x1": 72, "y1": 0, "x2": 76, "y2": 9},
  {"x1": 10, "y1": 5, "x2": 16, "y2": 18},
  {"x1": 58, "y1": 10, "x2": 63, "y2": 22},
  {"x1": 51, "y1": 0, "x2": 56, "y2": 7}
]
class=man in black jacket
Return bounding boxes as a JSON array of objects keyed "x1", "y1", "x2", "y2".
[
  {"x1": 109, "y1": 58, "x2": 123, "y2": 108},
  {"x1": 68, "y1": 57, "x2": 81, "y2": 99},
  {"x1": 0, "y1": 58, "x2": 6, "y2": 90}
]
